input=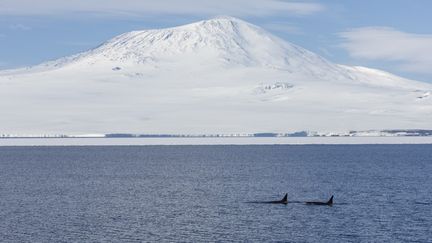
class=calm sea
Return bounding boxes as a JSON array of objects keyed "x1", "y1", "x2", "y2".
[{"x1": 0, "y1": 145, "x2": 431, "y2": 242}]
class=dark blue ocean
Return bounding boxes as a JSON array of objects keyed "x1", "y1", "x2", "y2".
[{"x1": 0, "y1": 145, "x2": 431, "y2": 242}]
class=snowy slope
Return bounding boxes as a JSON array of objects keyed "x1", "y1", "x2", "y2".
[{"x1": 0, "y1": 16, "x2": 431, "y2": 135}]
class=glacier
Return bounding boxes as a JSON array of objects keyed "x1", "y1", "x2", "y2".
[{"x1": 0, "y1": 16, "x2": 431, "y2": 136}]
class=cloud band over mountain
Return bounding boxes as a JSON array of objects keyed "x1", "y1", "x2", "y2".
[{"x1": 0, "y1": 0, "x2": 324, "y2": 17}]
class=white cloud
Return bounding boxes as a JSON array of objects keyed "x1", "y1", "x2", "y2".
[
  {"x1": 0, "y1": 0, "x2": 324, "y2": 17},
  {"x1": 339, "y1": 27, "x2": 432, "y2": 74}
]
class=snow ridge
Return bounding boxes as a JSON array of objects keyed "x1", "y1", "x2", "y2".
[{"x1": 3, "y1": 17, "x2": 344, "y2": 78}]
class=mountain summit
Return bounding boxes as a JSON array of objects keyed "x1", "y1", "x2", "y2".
[
  {"x1": 0, "y1": 17, "x2": 431, "y2": 135},
  {"x1": 43, "y1": 16, "x2": 339, "y2": 76}
]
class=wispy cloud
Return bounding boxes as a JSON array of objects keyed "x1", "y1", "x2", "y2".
[
  {"x1": 262, "y1": 22, "x2": 302, "y2": 35},
  {"x1": 339, "y1": 27, "x2": 432, "y2": 74},
  {"x1": 59, "y1": 41, "x2": 99, "y2": 47},
  {"x1": 0, "y1": 0, "x2": 324, "y2": 17},
  {"x1": 8, "y1": 24, "x2": 31, "y2": 31}
]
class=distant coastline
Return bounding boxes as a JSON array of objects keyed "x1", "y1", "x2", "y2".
[
  {"x1": 2, "y1": 136, "x2": 432, "y2": 146},
  {"x1": 1, "y1": 129, "x2": 432, "y2": 147},
  {"x1": 1, "y1": 129, "x2": 432, "y2": 139}
]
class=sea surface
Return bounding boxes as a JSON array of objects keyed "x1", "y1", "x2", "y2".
[{"x1": 0, "y1": 145, "x2": 431, "y2": 242}]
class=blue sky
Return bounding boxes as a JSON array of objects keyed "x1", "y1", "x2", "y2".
[{"x1": 1, "y1": 0, "x2": 431, "y2": 82}]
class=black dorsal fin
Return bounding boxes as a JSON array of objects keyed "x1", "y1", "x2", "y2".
[
  {"x1": 281, "y1": 193, "x2": 288, "y2": 203},
  {"x1": 327, "y1": 195, "x2": 334, "y2": 205}
]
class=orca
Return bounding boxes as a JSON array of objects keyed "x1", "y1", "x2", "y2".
[
  {"x1": 267, "y1": 193, "x2": 288, "y2": 204},
  {"x1": 248, "y1": 193, "x2": 288, "y2": 204},
  {"x1": 306, "y1": 195, "x2": 333, "y2": 206}
]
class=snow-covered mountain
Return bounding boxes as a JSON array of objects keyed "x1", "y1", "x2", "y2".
[{"x1": 1, "y1": 16, "x2": 431, "y2": 135}]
